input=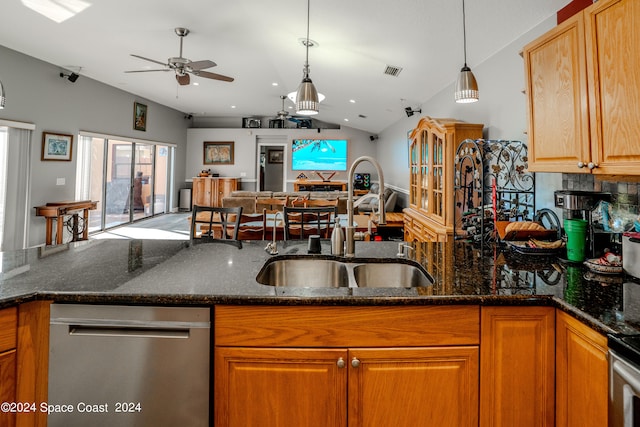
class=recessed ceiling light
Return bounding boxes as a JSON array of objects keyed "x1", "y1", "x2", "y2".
[
  {"x1": 193, "y1": 82, "x2": 199, "y2": 86},
  {"x1": 344, "y1": 118, "x2": 349, "y2": 122},
  {"x1": 272, "y1": 82, "x2": 279, "y2": 86},
  {"x1": 231, "y1": 105, "x2": 236, "y2": 109},
  {"x1": 349, "y1": 99, "x2": 356, "y2": 103}
]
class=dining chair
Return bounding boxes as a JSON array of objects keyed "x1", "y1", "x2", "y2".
[
  {"x1": 190, "y1": 205, "x2": 243, "y2": 248},
  {"x1": 231, "y1": 212, "x2": 266, "y2": 241},
  {"x1": 255, "y1": 196, "x2": 289, "y2": 214},
  {"x1": 294, "y1": 198, "x2": 340, "y2": 209},
  {"x1": 283, "y1": 206, "x2": 338, "y2": 240}
]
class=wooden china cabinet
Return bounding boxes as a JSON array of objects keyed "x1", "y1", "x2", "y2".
[
  {"x1": 192, "y1": 177, "x2": 239, "y2": 208},
  {"x1": 404, "y1": 117, "x2": 483, "y2": 242},
  {"x1": 523, "y1": 0, "x2": 640, "y2": 175}
]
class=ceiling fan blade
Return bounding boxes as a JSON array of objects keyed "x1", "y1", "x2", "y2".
[
  {"x1": 130, "y1": 54, "x2": 168, "y2": 67},
  {"x1": 125, "y1": 69, "x2": 171, "y2": 73},
  {"x1": 188, "y1": 60, "x2": 216, "y2": 71},
  {"x1": 194, "y1": 70, "x2": 234, "y2": 82},
  {"x1": 176, "y1": 73, "x2": 190, "y2": 85}
]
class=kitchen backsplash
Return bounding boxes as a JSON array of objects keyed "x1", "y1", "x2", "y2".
[{"x1": 563, "y1": 174, "x2": 639, "y2": 214}]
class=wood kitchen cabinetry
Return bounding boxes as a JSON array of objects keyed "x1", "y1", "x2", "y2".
[
  {"x1": 404, "y1": 117, "x2": 483, "y2": 242},
  {"x1": 480, "y1": 306, "x2": 555, "y2": 427},
  {"x1": 192, "y1": 177, "x2": 238, "y2": 208},
  {"x1": 555, "y1": 310, "x2": 608, "y2": 427},
  {"x1": 214, "y1": 305, "x2": 479, "y2": 427},
  {"x1": 0, "y1": 307, "x2": 17, "y2": 427},
  {"x1": 523, "y1": 0, "x2": 640, "y2": 175}
]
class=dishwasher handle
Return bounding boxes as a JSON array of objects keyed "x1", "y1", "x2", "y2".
[{"x1": 69, "y1": 325, "x2": 190, "y2": 339}]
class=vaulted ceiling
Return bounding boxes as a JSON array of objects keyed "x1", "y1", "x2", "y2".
[{"x1": 1, "y1": 0, "x2": 569, "y2": 133}]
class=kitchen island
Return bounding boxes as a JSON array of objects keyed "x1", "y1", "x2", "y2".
[{"x1": 0, "y1": 238, "x2": 635, "y2": 427}]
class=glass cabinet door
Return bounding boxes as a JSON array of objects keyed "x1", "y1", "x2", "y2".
[
  {"x1": 409, "y1": 137, "x2": 419, "y2": 208},
  {"x1": 420, "y1": 130, "x2": 429, "y2": 211}
]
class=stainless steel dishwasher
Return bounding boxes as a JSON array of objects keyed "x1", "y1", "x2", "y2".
[{"x1": 48, "y1": 304, "x2": 210, "y2": 427}]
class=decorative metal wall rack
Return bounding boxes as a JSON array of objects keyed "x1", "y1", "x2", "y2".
[{"x1": 453, "y1": 139, "x2": 535, "y2": 244}]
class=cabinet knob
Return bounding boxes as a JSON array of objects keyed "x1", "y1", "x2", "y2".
[
  {"x1": 587, "y1": 162, "x2": 598, "y2": 170},
  {"x1": 337, "y1": 357, "x2": 345, "y2": 369},
  {"x1": 351, "y1": 357, "x2": 360, "y2": 368},
  {"x1": 577, "y1": 161, "x2": 585, "y2": 169}
]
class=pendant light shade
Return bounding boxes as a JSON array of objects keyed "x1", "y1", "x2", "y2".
[
  {"x1": 454, "y1": 0, "x2": 479, "y2": 103},
  {"x1": 0, "y1": 79, "x2": 5, "y2": 109},
  {"x1": 295, "y1": 0, "x2": 319, "y2": 115}
]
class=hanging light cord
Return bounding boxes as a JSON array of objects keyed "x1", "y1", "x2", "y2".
[
  {"x1": 304, "y1": 0, "x2": 311, "y2": 75},
  {"x1": 462, "y1": 0, "x2": 468, "y2": 67}
]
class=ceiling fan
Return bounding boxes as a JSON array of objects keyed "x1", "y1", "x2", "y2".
[
  {"x1": 269, "y1": 96, "x2": 313, "y2": 128},
  {"x1": 125, "y1": 27, "x2": 234, "y2": 86}
]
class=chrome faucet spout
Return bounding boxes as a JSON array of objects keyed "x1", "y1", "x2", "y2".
[
  {"x1": 346, "y1": 156, "x2": 386, "y2": 257},
  {"x1": 265, "y1": 211, "x2": 283, "y2": 255}
]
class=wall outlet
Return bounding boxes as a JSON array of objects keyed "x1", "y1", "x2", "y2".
[
  {"x1": 56, "y1": 178, "x2": 65, "y2": 186},
  {"x1": 240, "y1": 172, "x2": 247, "y2": 177}
]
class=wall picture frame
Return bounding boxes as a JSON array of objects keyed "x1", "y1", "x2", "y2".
[
  {"x1": 268, "y1": 149, "x2": 283, "y2": 164},
  {"x1": 41, "y1": 132, "x2": 73, "y2": 161},
  {"x1": 134, "y1": 102, "x2": 147, "y2": 131},
  {"x1": 203, "y1": 141, "x2": 234, "y2": 165}
]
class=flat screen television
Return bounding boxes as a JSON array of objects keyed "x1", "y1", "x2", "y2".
[{"x1": 291, "y1": 139, "x2": 348, "y2": 171}]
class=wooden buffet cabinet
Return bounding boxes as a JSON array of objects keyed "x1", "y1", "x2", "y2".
[
  {"x1": 403, "y1": 117, "x2": 483, "y2": 242},
  {"x1": 523, "y1": 0, "x2": 640, "y2": 175},
  {"x1": 192, "y1": 177, "x2": 239, "y2": 208}
]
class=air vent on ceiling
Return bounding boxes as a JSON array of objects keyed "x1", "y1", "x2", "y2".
[{"x1": 384, "y1": 65, "x2": 403, "y2": 77}]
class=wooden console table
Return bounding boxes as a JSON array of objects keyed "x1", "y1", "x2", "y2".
[
  {"x1": 34, "y1": 200, "x2": 98, "y2": 245},
  {"x1": 293, "y1": 180, "x2": 347, "y2": 191}
]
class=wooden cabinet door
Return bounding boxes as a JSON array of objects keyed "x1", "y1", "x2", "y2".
[
  {"x1": 555, "y1": 311, "x2": 608, "y2": 427},
  {"x1": 215, "y1": 347, "x2": 347, "y2": 427},
  {"x1": 348, "y1": 347, "x2": 478, "y2": 427},
  {"x1": 192, "y1": 178, "x2": 212, "y2": 207},
  {"x1": 585, "y1": 0, "x2": 640, "y2": 175},
  {"x1": 215, "y1": 178, "x2": 238, "y2": 207},
  {"x1": 524, "y1": 13, "x2": 590, "y2": 173},
  {"x1": 0, "y1": 350, "x2": 17, "y2": 427},
  {"x1": 480, "y1": 306, "x2": 555, "y2": 427}
]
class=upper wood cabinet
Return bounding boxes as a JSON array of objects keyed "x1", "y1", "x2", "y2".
[
  {"x1": 523, "y1": 0, "x2": 640, "y2": 175},
  {"x1": 192, "y1": 177, "x2": 238, "y2": 207},
  {"x1": 404, "y1": 117, "x2": 483, "y2": 242}
]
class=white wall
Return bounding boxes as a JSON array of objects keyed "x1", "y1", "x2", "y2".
[
  {"x1": 186, "y1": 127, "x2": 378, "y2": 190},
  {"x1": 0, "y1": 44, "x2": 189, "y2": 247},
  {"x1": 376, "y1": 15, "x2": 563, "y2": 210}
]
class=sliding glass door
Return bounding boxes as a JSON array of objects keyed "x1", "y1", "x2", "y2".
[{"x1": 77, "y1": 134, "x2": 174, "y2": 233}]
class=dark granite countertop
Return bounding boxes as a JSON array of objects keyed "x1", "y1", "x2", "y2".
[{"x1": 0, "y1": 238, "x2": 637, "y2": 337}]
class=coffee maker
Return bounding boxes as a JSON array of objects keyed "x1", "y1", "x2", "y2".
[{"x1": 554, "y1": 190, "x2": 612, "y2": 258}]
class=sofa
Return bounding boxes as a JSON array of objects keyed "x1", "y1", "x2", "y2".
[{"x1": 222, "y1": 190, "x2": 349, "y2": 214}]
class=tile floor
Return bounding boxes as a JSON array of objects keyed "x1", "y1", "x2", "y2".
[{"x1": 91, "y1": 212, "x2": 192, "y2": 240}]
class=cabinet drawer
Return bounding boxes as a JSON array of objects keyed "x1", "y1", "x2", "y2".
[
  {"x1": 0, "y1": 307, "x2": 17, "y2": 353},
  {"x1": 215, "y1": 305, "x2": 479, "y2": 347}
]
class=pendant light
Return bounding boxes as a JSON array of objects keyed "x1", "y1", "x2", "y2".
[
  {"x1": 0, "y1": 79, "x2": 5, "y2": 109},
  {"x1": 295, "y1": 0, "x2": 320, "y2": 115},
  {"x1": 454, "y1": 0, "x2": 479, "y2": 103}
]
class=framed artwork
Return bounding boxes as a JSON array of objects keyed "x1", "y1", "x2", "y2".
[
  {"x1": 268, "y1": 149, "x2": 283, "y2": 164},
  {"x1": 134, "y1": 102, "x2": 147, "y2": 131},
  {"x1": 41, "y1": 132, "x2": 73, "y2": 161},
  {"x1": 203, "y1": 141, "x2": 234, "y2": 165}
]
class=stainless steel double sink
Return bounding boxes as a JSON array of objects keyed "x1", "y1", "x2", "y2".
[{"x1": 256, "y1": 256, "x2": 433, "y2": 288}]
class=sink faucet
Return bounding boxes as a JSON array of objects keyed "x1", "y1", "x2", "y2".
[
  {"x1": 346, "y1": 156, "x2": 386, "y2": 257},
  {"x1": 264, "y1": 211, "x2": 283, "y2": 255}
]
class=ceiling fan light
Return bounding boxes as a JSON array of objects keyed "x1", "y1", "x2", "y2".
[
  {"x1": 455, "y1": 66, "x2": 479, "y2": 103},
  {"x1": 0, "y1": 79, "x2": 5, "y2": 109},
  {"x1": 295, "y1": 76, "x2": 319, "y2": 115}
]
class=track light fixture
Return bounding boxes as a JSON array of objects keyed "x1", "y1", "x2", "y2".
[
  {"x1": 454, "y1": 0, "x2": 479, "y2": 103},
  {"x1": 405, "y1": 107, "x2": 422, "y2": 117},
  {"x1": 295, "y1": 0, "x2": 320, "y2": 115},
  {"x1": 59, "y1": 72, "x2": 79, "y2": 83}
]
